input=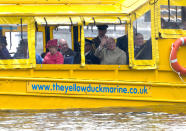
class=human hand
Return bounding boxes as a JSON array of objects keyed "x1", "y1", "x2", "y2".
[{"x1": 100, "y1": 36, "x2": 108, "y2": 48}]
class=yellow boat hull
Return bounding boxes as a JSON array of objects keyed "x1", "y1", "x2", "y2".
[{"x1": 0, "y1": 74, "x2": 185, "y2": 110}]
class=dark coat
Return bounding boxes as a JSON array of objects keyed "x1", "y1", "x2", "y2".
[
  {"x1": 85, "y1": 51, "x2": 100, "y2": 64},
  {"x1": 92, "y1": 37, "x2": 101, "y2": 52},
  {"x1": 135, "y1": 39, "x2": 152, "y2": 60},
  {"x1": 73, "y1": 50, "x2": 100, "y2": 64},
  {"x1": 61, "y1": 48, "x2": 75, "y2": 57},
  {"x1": 116, "y1": 35, "x2": 129, "y2": 64},
  {"x1": 0, "y1": 47, "x2": 11, "y2": 59}
]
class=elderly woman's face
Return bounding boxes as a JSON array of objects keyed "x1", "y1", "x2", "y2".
[
  {"x1": 106, "y1": 38, "x2": 116, "y2": 50},
  {"x1": 48, "y1": 46, "x2": 58, "y2": 55}
]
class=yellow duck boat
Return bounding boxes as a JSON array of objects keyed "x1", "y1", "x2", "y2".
[{"x1": 0, "y1": 0, "x2": 186, "y2": 110}]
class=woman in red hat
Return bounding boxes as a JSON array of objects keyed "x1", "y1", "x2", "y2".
[{"x1": 42, "y1": 39, "x2": 64, "y2": 64}]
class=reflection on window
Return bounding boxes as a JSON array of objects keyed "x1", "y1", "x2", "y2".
[
  {"x1": 133, "y1": 11, "x2": 152, "y2": 60},
  {"x1": 36, "y1": 32, "x2": 43, "y2": 55},
  {"x1": 0, "y1": 25, "x2": 28, "y2": 59},
  {"x1": 53, "y1": 26, "x2": 72, "y2": 49},
  {"x1": 84, "y1": 24, "x2": 128, "y2": 65},
  {"x1": 161, "y1": 5, "x2": 186, "y2": 29},
  {"x1": 84, "y1": 25, "x2": 125, "y2": 39}
]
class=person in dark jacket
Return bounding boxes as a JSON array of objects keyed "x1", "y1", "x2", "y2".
[
  {"x1": 0, "y1": 36, "x2": 11, "y2": 59},
  {"x1": 92, "y1": 25, "x2": 108, "y2": 52},
  {"x1": 58, "y1": 39, "x2": 75, "y2": 57},
  {"x1": 73, "y1": 39, "x2": 100, "y2": 64},
  {"x1": 134, "y1": 33, "x2": 152, "y2": 60},
  {"x1": 58, "y1": 39, "x2": 75, "y2": 64},
  {"x1": 116, "y1": 35, "x2": 129, "y2": 64},
  {"x1": 85, "y1": 39, "x2": 100, "y2": 64}
]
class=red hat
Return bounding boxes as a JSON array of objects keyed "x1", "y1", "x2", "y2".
[{"x1": 46, "y1": 39, "x2": 59, "y2": 48}]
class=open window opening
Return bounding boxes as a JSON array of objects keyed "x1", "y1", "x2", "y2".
[
  {"x1": 83, "y1": 23, "x2": 128, "y2": 65},
  {"x1": 53, "y1": 26, "x2": 76, "y2": 64},
  {"x1": 34, "y1": 16, "x2": 128, "y2": 66},
  {"x1": 34, "y1": 17, "x2": 80, "y2": 65}
]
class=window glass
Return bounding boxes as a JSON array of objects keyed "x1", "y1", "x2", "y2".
[
  {"x1": 36, "y1": 25, "x2": 77, "y2": 65},
  {"x1": 84, "y1": 25, "x2": 125, "y2": 39},
  {"x1": 53, "y1": 26, "x2": 75, "y2": 64},
  {"x1": 84, "y1": 24, "x2": 128, "y2": 65},
  {"x1": 35, "y1": 32, "x2": 44, "y2": 64},
  {"x1": 0, "y1": 24, "x2": 28, "y2": 59},
  {"x1": 53, "y1": 26, "x2": 72, "y2": 49},
  {"x1": 161, "y1": 5, "x2": 186, "y2": 29},
  {"x1": 133, "y1": 11, "x2": 152, "y2": 60},
  {"x1": 35, "y1": 32, "x2": 43, "y2": 55}
]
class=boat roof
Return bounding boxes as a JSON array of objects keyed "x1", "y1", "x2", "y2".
[{"x1": 0, "y1": 0, "x2": 149, "y2": 15}]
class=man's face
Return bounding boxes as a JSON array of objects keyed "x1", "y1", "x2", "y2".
[
  {"x1": 98, "y1": 29, "x2": 107, "y2": 38},
  {"x1": 107, "y1": 38, "x2": 116, "y2": 50},
  {"x1": 61, "y1": 41, "x2": 68, "y2": 52},
  {"x1": 85, "y1": 44, "x2": 91, "y2": 53},
  {"x1": 135, "y1": 34, "x2": 144, "y2": 46},
  {"x1": 48, "y1": 46, "x2": 57, "y2": 55}
]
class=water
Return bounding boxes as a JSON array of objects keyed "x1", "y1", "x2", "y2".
[{"x1": 0, "y1": 105, "x2": 185, "y2": 130}]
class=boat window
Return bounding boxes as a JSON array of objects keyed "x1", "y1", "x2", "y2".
[
  {"x1": 53, "y1": 26, "x2": 76, "y2": 64},
  {"x1": 53, "y1": 26, "x2": 72, "y2": 49},
  {"x1": 37, "y1": 25, "x2": 76, "y2": 64},
  {"x1": 36, "y1": 32, "x2": 44, "y2": 55},
  {"x1": 0, "y1": 24, "x2": 28, "y2": 59},
  {"x1": 160, "y1": 5, "x2": 186, "y2": 29},
  {"x1": 133, "y1": 11, "x2": 152, "y2": 60},
  {"x1": 84, "y1": 24, "x2": 128, "y2": 65},
  {"x1": 34, "y1": 16, "x2": 83, "y2": 65}
]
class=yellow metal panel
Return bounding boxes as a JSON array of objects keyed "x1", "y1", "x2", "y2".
[
  {"x1": 0, "y1": 0, "x2": 154, "y2": 15},
  {"x1": 0, "y1": 93, "x2": 179, "y2": 110},
  {"x1": 159, "y1": 0, "x2": 186, "y2": 6},
  {"x1": 83, "y1": 16, "x2": 128, "y2": 25},
  {"x1": 37, "y1": 26, "x2": 46, "y2": 52},
  {"x1": 35, "y1": 17, "x2": 81, "y2": 25},
  {"x1": 0, "y1": 0, "x2": 121, "y2": 4},
  {"x1": 128, "y1": 2, "x2": 158, "y2": 70},
  {"x1": 0, "y1": 17, "x2": 29, "y2": 24},
  {"x1": 121, "y1": 0, "x2": 149, "y2": 14},
  {"x1": 0, "y1": 0, "x2": 150, "y2": 15},
  {"x1": 50, "y1": 26, "x2": 55, "y2": 39},
  {"x1": 71, "y1": 26, "x2": 74, "y2": 50},
  {"x1": 0, "y1": 75, "x2": 185, "y2": 109},
  {"x1": 0, "y1": 5, "x2": 123, "y2": 16},
  {"x1": 81, "y1": 24, "x2": 85, "y2": 67},
  {"x1": 28, "y1": 20, "x2": 36, "y2": 67},
  {"x1": 78, "y1": 25, "x2": 81, "y2": 42}
]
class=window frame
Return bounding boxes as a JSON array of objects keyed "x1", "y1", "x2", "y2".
[
  {"x1": 81, "y1": 16, "x2": 129, "y2": 67},
  {"x1": 0, "y1": 17, "x2": 35, "y2": 69},
  {"x1": 158, "y1": 0, "x2": 186, "y2": 38},
  {"x1": 128, "y1": 2, "x2": 158, "y2": 69},
  {"x1": 34, "y1": 16, "x2": 130, "y2": 70}
]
